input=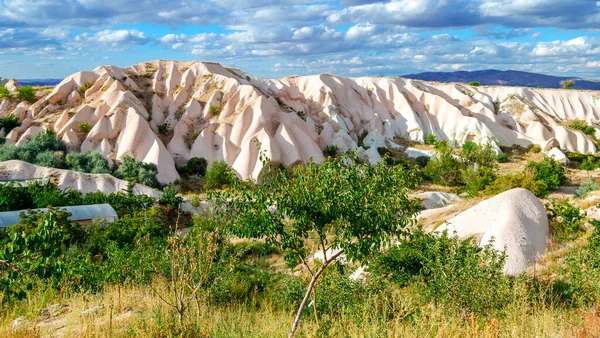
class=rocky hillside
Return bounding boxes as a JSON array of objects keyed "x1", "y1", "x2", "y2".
[{"x1": 0, "y1": 60, "x2": 599, "y2": 184}]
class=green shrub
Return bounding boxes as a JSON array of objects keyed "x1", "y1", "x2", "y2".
[
  {"x1": 0, "y1": 85, "x2": 9, "y2": 98},
  {"x1": 546, "y1": 198, "x2": 587, "y2": 241},
  {"x1": 530, "y1": 145, "x2": 541, "y2": 153},
  {"x1": 371, "y1": 228, "x2": 511, "y2": 317},
  {"x1": 64, "y1": 151, "x2": 111, "y2": 174},
  {"x1": 461, "y1": 164, "x2": 497, "y2": 196},
  {"x1": 113, "y1": 156, "x2": 159, "y2": 188},
  {"x1": 424, "y1": 142, "x2": 463, "y2": 186},
  {"x1": 77, "y1": 122, "x2": 92, "y2": 134},
  {"x1": 526, "y1": 156, "x2": 567, "y2": 191},
  {"x1": 35, "y1": 150, "x2": 64, "y2": 168},
  {"x1": 185, "y1": 157, "x2": 208, "y2": 176},
  {"x1": 575, "y1": 178, "x2": 599, "y2": 198},
  {"x1": 483, "y1": 173, "x2": 548, "y2": 197},
  {"x1": 0, "y1": 130, "x2": 67, "y2": 166},
  {"x1": 424, "y1": 134, "x2": 437, "y2": 145},
  {"x1": 581, "y1": 158, "x2": 596, "y2": 171},
  {"x1": 17, "y1": 85, "x2": 36, "y2": 102},
  {"x1": 469, "y1": 81, "x2": 480, "y2": 87},
  {"x1": 414, "y1": 155, "x2": 430, "y2": 168},
  {"x1": 205, "y1": 160, "x2": 237, "y2": 189},
  {"x1": 209, "y1": 104, "x2": 221, "y2": 116},
  {"x1": 561, "y1": 80, "x2": 575, "y2": 89},
  {"x1": 0, "y1": 114, "x2": 21, "y2": 134},
  {"x1": 322, "y1": 144, "x2": 340, "y2": 158},
  {"x1": 496, "y1": 153, "x2": 507, "y2": 163},
  {"x1": 79, "y1": 81, "x2": 93, "y2": 93},
  {"x1": 158, "y1": 123, "x2": 169, "y2": 134},
  {"x1": 158, "y1": 186, "x2": 183, "y2": 210}
]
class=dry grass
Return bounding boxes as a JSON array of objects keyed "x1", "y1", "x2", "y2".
[{"x1": 2, "y1": 280, "x2": 599, "y2": 338}]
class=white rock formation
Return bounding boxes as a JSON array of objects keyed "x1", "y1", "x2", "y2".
[
  {"x1": 436, "y1": 188, "x2": 549, "y2": 275},
  {"x1": 6, "y1": 79, "x2": 21, "y2": 93},
  {"x1": 547, "y1": 147, "x2": 570, "y2": 165},
  {"x1": 412, "y1": 192, "x2": 462, "y2": 209},
  {"x1": 0, "y1": 160, "x2": 160, "y2": 197},
  {"x1": 5, "y1": 60, "x2": 600, "y2": 184}
]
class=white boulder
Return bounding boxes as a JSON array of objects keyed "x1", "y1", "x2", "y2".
[
  {"x1": 412, "y1": 192, "x2": 462, "y2": 209},
  {"x1": 436, "y1": 188, "x2": 549, "y2": 275},
  {"x1": 547, "y1": 147, "x2": 569, "y2": 165}
]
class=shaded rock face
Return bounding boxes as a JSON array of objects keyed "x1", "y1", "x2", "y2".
[
  {"x1": 5, "y1": 60, "x2": 600, "y2": 183},
  {"x1": 437, "y1": 188, "x2": 549, "y2": 275}
]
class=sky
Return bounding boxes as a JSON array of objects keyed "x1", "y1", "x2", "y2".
[{"x1": 0, "y1": 0, "x2": 599, "y2": 80}]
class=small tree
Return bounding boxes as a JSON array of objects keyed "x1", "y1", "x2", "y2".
[
  {"x1": 561, "y1": 80, "x2": 575, "y2": 89},
  {"x1": 205, "y1": 160, "x2": 237, "y2": 189},
  {"x1": 17, "y1": 85, "x2": 36, "y2": 102},
  {"x1": 469, "y1": 81, "x2": 480, "y2": 87},
  {"x1": 213, "y1": 154, "x2": 421, "y2": 337}
]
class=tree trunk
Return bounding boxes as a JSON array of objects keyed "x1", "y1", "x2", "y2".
[{"x1": 288, "y1": 250, "x2": 343, "y2": 338}]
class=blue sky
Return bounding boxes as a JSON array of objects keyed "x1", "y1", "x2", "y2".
[{"x1": 0, "y1": 0, "x2": 599, "y2": 79}]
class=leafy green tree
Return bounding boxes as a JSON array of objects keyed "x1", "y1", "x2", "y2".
[
  {"x1": 213, "y1": 154, "x2": 420, "y2": 337},
  {"x1": 424, "y1": 134, "x2": 437, "y2": 145},
  {"x1": 561, "y1": 80, "x2": 575, "y2": 89},
  {"x1": 17, "y1": 85, "x2": 36, "y2": 102},
  {"x1": 0, "y1": 208, "x2": 78, "y2": 300},
  {"x1": 205, "y1": 160, "x2": 237, "y2": 189},
  {"x1": 526, "y1": 156, "x2": 567, "y2": 191}
]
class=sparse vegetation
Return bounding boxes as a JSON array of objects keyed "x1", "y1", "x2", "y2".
[
  {"x1": 546, "y1": 198, "x2": 586, "y2": 242},
  {"x1": 209, "y1": 104, "x2": 221, "y2": 116},
  {"x1": 158, "y1": 123, "x2": 170, "y2": 134},
  {"x1": 0, "y1": 85, "x2": 9, "y2": 98},
  {"x1": 322, "y1": 144, "x2": 340, "y2": 158},
  {"x1": 424, "y1": 133, "x2": 437, "y2": 145},
  {"x1": 575, "y1": 177, "x2": 599, "y2": 198},
  {"x1": 17, "y1": 85, "x2": 36, "y2": 102},
  {"x1": 79, "y1": 81, "x2": 93, "y2": 93},
  {"x1": 77, "y1": 121, "x2": 92, "y2": 134},
  {"x1": 530, "y1": 145, "x2": 542, "y2": 153}
]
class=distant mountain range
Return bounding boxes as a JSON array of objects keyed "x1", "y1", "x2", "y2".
[
  {"x1": 402, "y1": 69, "x2": 600, "y2": 90},
  {"x1": 17, "y1": 79, "x2": 62, "y2": 86}
]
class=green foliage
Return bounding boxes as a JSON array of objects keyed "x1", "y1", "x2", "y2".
[
  {"x1": 526, "y1": 156, "x2": 567, "y2": 191},
  {"x1": 424, "y1": 142, "x2": 463, "y2": 186},
  {"x1": 35, "y1": 150, "x2": 64, "y2": 168},
  {"x1": 469, "y1": 81, "x2": 480, "y2": 87},
  {"x1": 214, "y1": 153, "x2": 420, "y2": 333},
  {"x1": 100, "y1": 207, "x2": 168, "y2": 251},
  {"x1": 322, "y1": 144, "x2": 340, "y2": 158},
  {"x1": 546, "y1": 198, "x2": 586, "y2": 242},
  {"x1": 0, "y1": 130, "x2": 66, "y2": 165},
  {"x1": 209, "y1": 104, "x2": 221, "y2": 116},
  {"x1": 79, "y1": 81, "x2": 93, "y2": 93},
  {"x1": 158, "y1": 186, "x2": 183, "y2": 210},
  {"x1": 0, "y1": 208, "x2": 77, "y2": 299},
  {"x1": 17, "y1": 85, "x2": 36, "y2": 102},
  {"x1": 566, "y1": 120, "x2": 596, "y2": 135},
  {"x1": 496, "y1": 153, "x2": 507, "y2": 163},
  {"x1": 158, "y1": 123, "x2": 169, "y2": 134},
  {"x1": 205, "y1": 160, "x2": 237, "y2": 189},
  {"x1": 530, "y1": 145, "x2": 541, "y2": 153},
  {"x1": 483, "y1": 173, "x2": 548, "y2": 198},
  {"x1": 0, "y1": 114, "x2": 21, "y2": 134},
  {"x1": 561, "y1": 80, "x2": 575, "y2": 89},
  {"x1": 581, "y1": 158, "x2": 596, "y2": 171},
  {"x1": 575, "y1": 178, "x2": 599, "y2": 198},
  {"x1": 0, "y1": 85, "x2": 9, "y2": 98},
  {"x1": 371, "y1": 228, "x2": 511, "y2": 317},
  {"x1": 424, "y1": 133, "x2": 437, "y2": 145},
  {"x1": 179, "y1": 157, "x2": 207, "y2": 176},
  {"x1": 64, "y1": 151, "x2": 111, "y2": 174},
  {"x1": 113, "y1": 155, "x2": 159, "y2": 188},
  {"x1": 77, "y1": 122, "x2": 92, "y2": 134}
]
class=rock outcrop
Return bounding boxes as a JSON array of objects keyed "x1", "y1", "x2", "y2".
[
  {"x1": 4, "y1": 60, "x2": 600, "y2": 184},
  {"x1": 0, "y1": 160, "x2": 160, "y2": 197},
  {"x1": 436, "y1": 188, "x2": 549, "y2": 275}
]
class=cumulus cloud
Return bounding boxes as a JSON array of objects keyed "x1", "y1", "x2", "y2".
[{"x1": 66, "y1": 29, "x2": 149, "y2": 51}]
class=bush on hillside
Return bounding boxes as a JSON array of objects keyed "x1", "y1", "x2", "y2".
[
  {"x1": 113, "y1": 156, "x2": 160, "y2": 188},
  {"x1": 530, "y1": 145, "x2": 541, "y2": 153},
  {"x1": 546, "y1": 198, "x2": 587, "y2": 242},
  {"x1": 526, "y1": 156, "x2": 567, "y2": 191},
  {"x1": 424, "y1": 142, "x2": 463, "y2": 186},
  {"x1": 64, "y1": 151, "x2": 111, "y2": 174},
  {"x1": 483, "y1": 173, "x2": 549, "y2": 198},
  {"x1": 0, "y1": 130, "x2": 66, "y2": 164},
  {"x1": 0, "y1": 85, "x2": 9, "y2": 98},
  {"x1": 205, "y1": 160, "x2": 237, "y2": 189},
  {"x1": 178, "y1": 157, "x2": 208, "y2": 176},
  {"x1": 469, "y1": 81, "x2": 480, "y2": 87},
  {"x1": 17, "y1": 85, "x2": 35, "y2": 102},
  {"x1": 370, "y1": 228, "x2": 511, "y2": 316},
  {"x1": 322, "y1": 144, "x2": 340, "y2": 158},
  {"x1": 0, "y1": 115, "x2": 21, "y2": 134},
  {"x1": 575, "y1": 178, "x2": 599, "y2": 198},
  {"x1": 424, "y1": 134, "x2": 437, "y2": 145}
]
